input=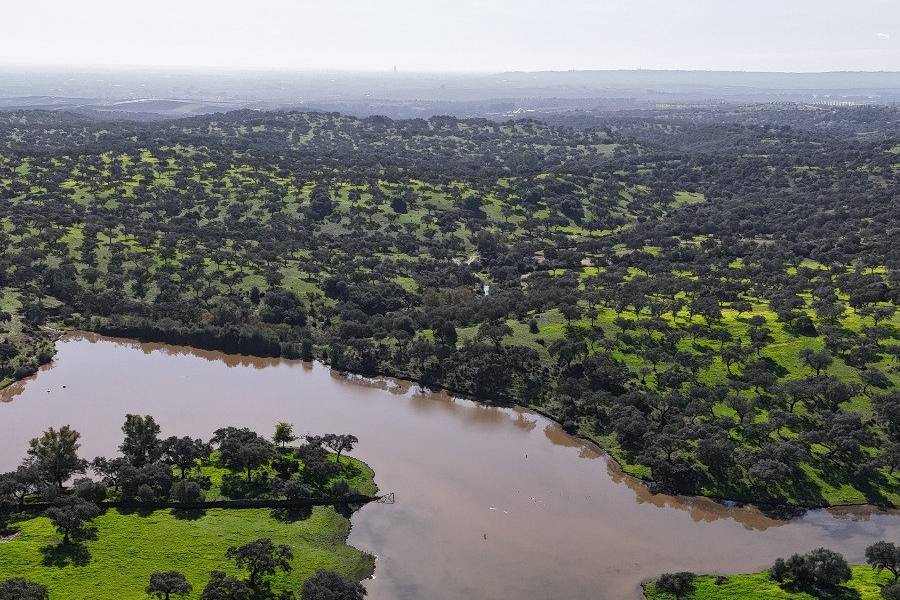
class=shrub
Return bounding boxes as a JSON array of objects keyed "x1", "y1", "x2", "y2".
[
  {"x1": 171, "y1": 480, "x2": 204, "y2": 504},
  {"x1": 882, "y1": 584, "x2": 900, "y2": 600},
  {"x1": 655, "y1": 572, "x2": 696, "y2": 599},
  {"x1": 73, "y1": 478, "x2": 107, "y2": 503},
  {"x1": 137, "y1": 484, "x2": 157, "y2": 502},
  {"x1": 200, "y1": 571, "x2": 251, "y2": 600},
  {"x1": 302, "y1": 570, "x2": 366, "y2": 600},
  {"x1": 275, "y1": 477, "x2": 315, "y2": 502},
  {"x1": 146, "y1": 571, "x2": 192, "y2": 599},
  {"x1": 329, "y1": 479, "x2": 350, "y2": 497},
  {"x1": 769, "y1": 547, "x2": 851, "y2": 589},
  {"x1": 0, "y1": 578, "x2": 49, "y2": 600}
]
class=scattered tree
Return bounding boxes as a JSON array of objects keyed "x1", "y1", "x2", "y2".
[
  {"x1": 866, "y1": 541, "x2": 900, "y2": 583},
  {"x1": 43, "y1": 496, "x2": 100, "y2": 544},
  {"x1": 322, "y1": 434, "x2": 358, "y2": 465},
  {"x1": 147, "y1": 572, "x2": 192, "y2": 600},
  {"x1": 200, "y1": 571, "x2": 252, "y2": 600},
  {"x1": 769, "y1": 547, "x2": 851, "y2": 589},
  {"x1": 273, "y1": 422, "x2": 297, "y2": 449},
  {"x1": 226, "y1": 538, "x2": 293, "y2": 589},
  {"x1": 161, "y1": 436, "x2": 209, "y2": 479}
]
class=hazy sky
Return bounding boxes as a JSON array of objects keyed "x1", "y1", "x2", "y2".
[{"x1": 2, "y1": 0, "x2": 898, "y2": 72}]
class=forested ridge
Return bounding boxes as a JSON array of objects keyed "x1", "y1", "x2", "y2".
[{"x1": 0, "y1": 106, "x2": 897, "y2": 507}]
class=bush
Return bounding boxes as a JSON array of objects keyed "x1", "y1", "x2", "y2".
[
  {"x1": 769, "y1": 557, "x2": 790, "y2": 582},
  {"x1": 201, "y1": 571, "x2": 252, "y2": 600},
  {"x1": 329, "y1": 479, "x2": 350, "y2": 497},
  {"x1": 769, "y1": 547, "x2": 851, "y2": 589},
  {"x1": 120, "y1": 463, "x2": 173, "y2": 501},
  {"x1": 171, "y1": 480, "x2": 204, "y2": 503},
  {"x1": 0, "y1": 578, "x2": 49, "y2": 600},
  {"x1": 655, "y1": 572, "x2": 696, "y2": 599},
  {"x1": 221, "y1": 472, "x2": 272, "y2": 499},
  {"x1": 73, "y1": 478, "x2": 107, "y2": 503},
  {"x1": 136, "y1": 484, "x2": 157, "y2": 502},
  {"x1": 272, "y1": 455, "x2": 300, "y2": 480},
  {"x1": 275, "y1": 477, "x2": 315, "y2": 502},
  {"x1": 302, "y1": 570, "x2": 366, "y2": 600}
]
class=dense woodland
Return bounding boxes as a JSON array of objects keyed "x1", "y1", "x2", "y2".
[{"x1": 0, "y1": 105, "x2": 897, "y2": 507}]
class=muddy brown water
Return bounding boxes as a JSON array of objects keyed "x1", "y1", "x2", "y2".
[{"x1": 1, "y1": 334, "x2": 898, "y2": 599}]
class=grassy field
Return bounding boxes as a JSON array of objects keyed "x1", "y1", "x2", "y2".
[
  {"x1": 643, "y1": 566, "x2": 895, "y2": 600},
  {"x1": 0, "y1": 458, "x2": 378, "y2": 599}
]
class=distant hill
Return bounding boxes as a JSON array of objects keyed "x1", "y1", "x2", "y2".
[{"x1": 0, "y1": 68, "x2": 897, "y2": 120}]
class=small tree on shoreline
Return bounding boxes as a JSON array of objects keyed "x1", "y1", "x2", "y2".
[
  {"x1": 302, "y1": 570, "x2": 367, "y2": 600},
  {"x1": 322, "y1": 434, "x2": 358, "y2": 465},
  {"x1": 28, "y1": 426, "x2": 86, "y2": 490},
  {"x1": 273, "y1": 422, "x2": 297, "y2": 449},
  {"x1": 655, "y1": 572, "x2": 696, "y2": 599},
  {"x1": 866, "y1": 541, "x2": 900, "y2": 583}
]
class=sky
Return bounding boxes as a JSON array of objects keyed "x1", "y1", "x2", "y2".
[{"x1": 1, "y1": 0, "x2": 898, "y2": 72}]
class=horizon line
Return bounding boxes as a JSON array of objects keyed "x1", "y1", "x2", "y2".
[{"x1": 1, "y1": 63, "x2": 898, "y2": 76}]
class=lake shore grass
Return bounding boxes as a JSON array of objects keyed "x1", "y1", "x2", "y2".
[
  {"x1": 0, "y1": 458, "x2": 377, "y2": 599},
  {"x1": 643, "y1": 566, "x2": 896, "y2": 600}
]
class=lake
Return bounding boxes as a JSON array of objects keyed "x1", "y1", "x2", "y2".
[{"x1": 2, "y1": 334, "x2": 898, "y2": 599}]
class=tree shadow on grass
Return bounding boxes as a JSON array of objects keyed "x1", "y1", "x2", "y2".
[
  {"x1": 171, "y1": 508, "x2": 207, "y2": 521},
  {"x1": 781, "y1": 583, "x2": 861, "y2": 600},
  {"x1": 851, "y1": 473, "x2": 891, "y2": 507},
  {"x1": 40, "y1": 540, "x2": 92, "y2": 567},
  {"x1": 117, "y1": 505, "x2": 157, "y2": 518},
  {"x1": 811, "y1": 461, "x2": 890, "y2": 507},
  {"x1": 774, "y1": 471, "x2": 827, "y2": 507},
  {"x1": 246, "y1": 582, "x2": 284, "y2": 600},
  {"x1": 335, "y1": 503, "x2": 359, "y2": 519},
  {"x1": 0, "y1": 524, "x2": 20, "y2": 540},
  {"x1": 271, "y1": 505, "x2": 312, "y2": 523},
  {"x1": 758, "y1": 356, "x2": 789, "y2": 378}
]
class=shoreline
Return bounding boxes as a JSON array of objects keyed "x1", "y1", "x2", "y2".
[
  {"x1": 3, "y1": 329, "x2": 898, "y2": 515},
  {"x1": 640, "y1": 564, "x2": 895, "y2": 600}
]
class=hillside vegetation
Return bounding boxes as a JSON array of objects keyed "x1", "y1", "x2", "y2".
[{"x1": 0, "y1": 106, "x2": 897, "y2": 506}]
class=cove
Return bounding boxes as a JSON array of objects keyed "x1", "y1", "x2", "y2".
[{"x1": 2, "y1": 333, "x2": 898, "y2": 600}]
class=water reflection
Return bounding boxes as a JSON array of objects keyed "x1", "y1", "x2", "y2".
[{"x1": 76, "y1": 332, "x2": 295, "y2": 370}]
